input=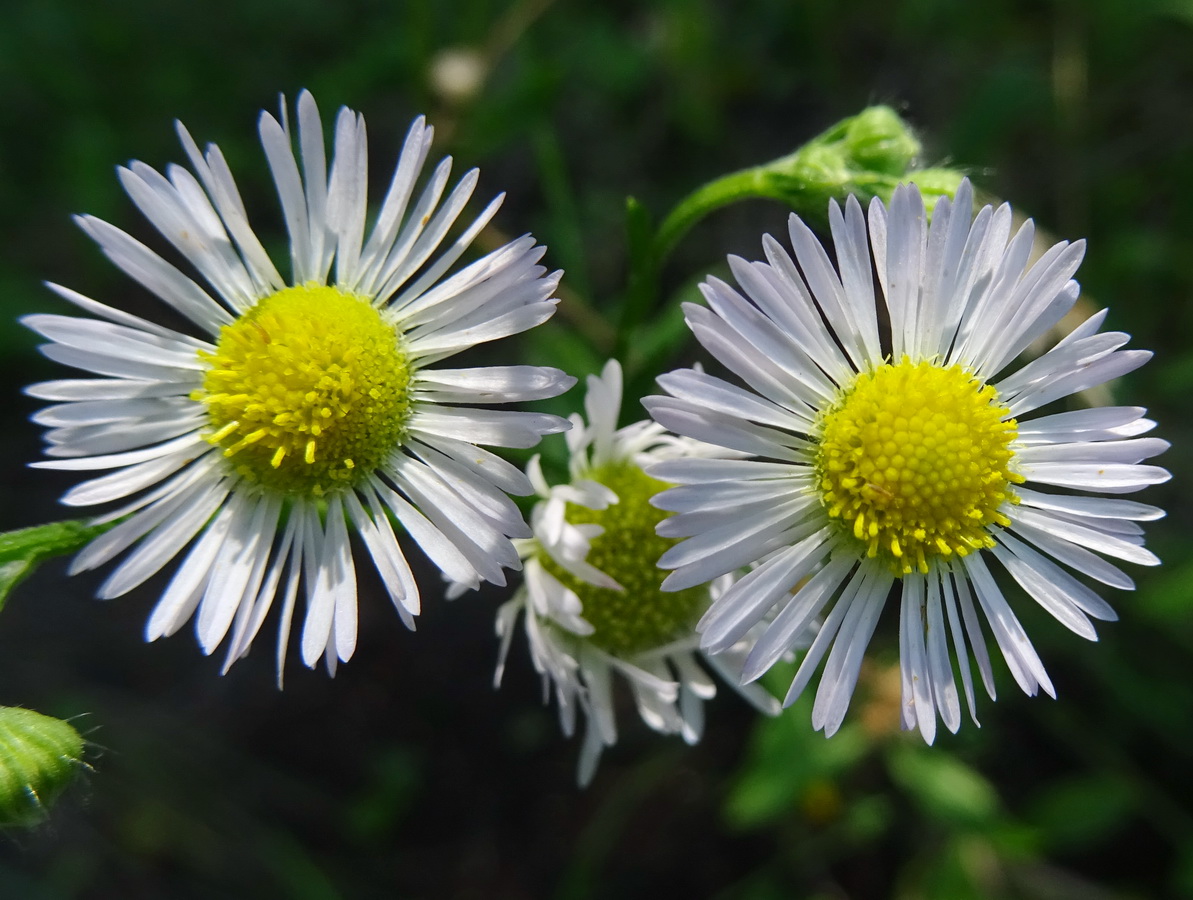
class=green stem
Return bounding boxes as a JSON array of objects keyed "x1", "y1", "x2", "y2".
[
  {"x1": 654, "y1": 165, "x2": 776, "y2": 262},
  {"x1": 0, "y1": 518, "x2": 116, "y2": 612},
  {"x1": 614, "y1": 105, "x2": 967, "y2": 367}
]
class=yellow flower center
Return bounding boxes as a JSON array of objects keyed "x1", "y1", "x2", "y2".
[
  {"x1": 541, "y1": 463, "x2": 708, "y2": 657},
  {"x1": 196, "y1": 284, "x2": 412, "y2": 496},
  {"x1": 814, "y1": 357, "x2": 1023, "y2": 576}
]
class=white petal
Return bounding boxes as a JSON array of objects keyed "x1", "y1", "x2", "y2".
[
  {"x1": 406, "y1": 438, "x2": 530, "y2": 538},
  {"x1": 25, "y1": 378, "x2": 188, "y2": 402},
  {"x1": 961, "y1": 553, "x2": 1054, "y2": 698},
  {"x1": 697, "y1": 527, "x2": 835, "y2": 653},
  {"x1": 648, "y1": 457, "x2": 800, "y2": 486},
  {"x1": 291, "y1": 505, "x2": 331, "y2": 667},
  {"x1": 387, "y1": 457, "x2": 518, "y2": 580},
  {"x1": 898, "y1": 574, "x2": 937, "y2": 744},
  {"x1": 1021, "y1": 461, "x2": 1171, "y2": 494},
  {"x1": 994, "y1": 530, "x2": 1117, "y2": 626},
  {"x1": 355, "y1": 115, "x2": 434, "y2": 292},
  {"x1": 951, "y1": 564, "x2": 997, "y2": 702},
  {"x1": 779, "y1": 560, "x2": 878, "y2": 708},
  {"x1": 32, "y1": 432, "x2": 206, "y2": 472},
  {"x1": 744, "y1": 554, "x2": 856, "y2": 683},
  {"x1": 70, "y1": 458, "x2": 224, "y2": 573},
  {"x1": 61, "y1": 444, "x2": 198, "y2": 507},
  {"x1": 660, "y1": 499, "x2": 821, "y2": 590},
  {"x1": 826, "y1": 194, "x2": 883, "y2": 361},
  {"x1": 259, "y1": 107, "x2": 314, "y2": 282},
  {"x1": 410, "y1": 407, "x2": 568, "y2": 449},
  {"x1": 197, "y1": 492, "x2": 282, "y2": 653},
  {"x1": 71, "y1": 217, "x2": 233, "y2": 331},
  {"x1": 32, "y1": 395, "x2": 195, "y2": 428},
  {"x1": 328, "y1": 496, "x2": 359, "y2": 662},
  {"x1": 926, "y1": 572, "x2": 961, "y2": 733},
  {"x1": 26, "y1": 314, "x2": 206, "y2": 369},
  {"x1": 1009, "y1": 506, "x2": 1160, "y2": 567},
  {"x1": 733, "y1": 249, "x2": 851, "y2": 378},
  {"x1": 1017, "y1": 437, "x2": 1169, "y2": 466},
  {"x1": 97, "y1": 479, "x2": 230, "y2": 598},
  {"x1": 345, "y1": 489, "x2": 419, "y2": 618},
  {"x1": 373, "y1": 169, "x2": 482, "y2": 304},
  {"x1": 415, "y1": 366, "x2": 575, "y2": 404},
  {"x1": 370, "y1": 478, "x2": 481, "y2": 588},
  {"x1": 655, "y1": 368, "x2": 802, "y2": 431},
  {"x1": 1016, "y1": 406, "x2": 1148, "y2": 443},
  {"x1": 644, "y1": 397, "x2": 807, "y2": 461},
  {"x1": 812, "y1": 566, "x2": 888, "y2": 736},
  {"x1": 1009, "y1": 518, "x2": 1135, "y2": 592},
  {"x1": 698, "y1": 281, "x2": 838, "y2": 402},
  {"x1": 144, "y1": 494, "x2": 238, "y2": 639},
  {"x1": 941, "y1": 568, "x2": 980, "y2": 724},
  {"x1": 175, "y1": 121, "x2": 284, "y2": 295}
]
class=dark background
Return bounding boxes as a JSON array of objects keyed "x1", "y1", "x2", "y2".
[{"x1": 1, "y1": 0, "x2": 1192, "y2": 897}]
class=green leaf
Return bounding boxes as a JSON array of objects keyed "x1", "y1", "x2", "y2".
[
  {"x1": 0, "y1": 519, "x2": 113, "y2": 612},
  {"x1": 724, "y1": 689, "x2": 871, "y2": 830},
  {"x1": 615, "y1": 195, "x2": 660, "y2": 359},
  {"x1": 1027, "y1": 772, "x2": 1135, "y2": 851},
  {"x1": 886, "y1": 742, "x2": 1001, "y2": 830}
]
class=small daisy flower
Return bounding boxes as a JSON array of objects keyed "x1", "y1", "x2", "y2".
[
  {"x1": 644, "y1": 179, "x2": 1169, "y2": 742},
  {"x1": 24, "y1": 91, "x2": 574, "y2": 678},
  {"x1": 481, "y1": 360, "x2": 779, "y2": 784}
]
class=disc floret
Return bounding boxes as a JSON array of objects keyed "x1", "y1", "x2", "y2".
[
  {"x1": 541, "y1": 462, "x2": 707, "y2": 657},
  {"x1": 197, "y1": 284, "x2": 412, "y2": 496},
  {"x1": 814, "y1": 357, "x2": 1023, "y2": 575}
]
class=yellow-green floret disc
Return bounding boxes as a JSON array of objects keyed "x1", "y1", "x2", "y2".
[
  {"x1": 196, "y1": 284, "x2": 412, "y2": 496},
  {"x1": 541, "y1": 463, "x2": 708, "y2": 657},
  {"x1": 814, "y1": 357, "x2": 1023, "y2": 576}
]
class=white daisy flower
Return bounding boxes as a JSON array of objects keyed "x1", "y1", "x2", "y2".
[
  {"x1": 480, "y1": 360, "x2": 779, "y2": 785},
  {"x1": 644, "y1": 179, "x2": 1169, "y2": 742},
  {"x1": 24, "y1": 91, "x2": 575, "y2": 679}
]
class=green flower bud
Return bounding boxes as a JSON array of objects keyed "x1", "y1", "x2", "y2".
[
  {"x1": 843, "y1": 105, "x2": 922, "y2": 176},
  {"x1": 779, "y1": 143, "x2": 856, "y2": 197},
  {"x1": 904, "y1": 167, "x2": 971, "y2": 209},
  {"x1": 637, "y1": 106, "x2": 970, "y2": 344},
  {"x1": 748, "y1": 107, "x2": 946, "y2": 224},
  {"x1": 0, "y1": 707, "x2": 86, "y2": 828}
]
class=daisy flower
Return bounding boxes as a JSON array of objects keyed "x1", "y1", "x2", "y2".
[
  {"x1": 644, "y1": 179, "x2": 1169, "y2": 742},
  {"x1": 478, "y1": 360, "x2": 779, "y2": 784},
  {"x1": 24, "y1": 91, "x2": 574, "y2": 678}
]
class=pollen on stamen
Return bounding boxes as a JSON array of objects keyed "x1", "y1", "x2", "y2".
[
  {"x1": 196, "y1": 284, "x2": 413, "y2": 496},
  {"x1": 210, "y1": 421, "x2": 239, "y2": 443},
  {"x1": 813, "y1": 357, "x2": 1021, "y2": 577}
]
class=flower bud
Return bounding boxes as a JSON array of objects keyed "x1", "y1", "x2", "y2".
[
  {"x1": 843, "y1": 105, "x2": 921, "y2": 176},
  {"x1": 0, "y1": 706, "x2": 86, "y2": 828}
]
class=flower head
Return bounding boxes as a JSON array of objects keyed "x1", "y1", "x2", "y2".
[
  {"x1": 25, "y1": 91, "x2": 574, "y2": 679},
  {"x1": 482, "y1": 361, "x2": 778, "y2": 784},
  {"x1": 645, "y1": 179, "x2": 1169, "y2": 742}
]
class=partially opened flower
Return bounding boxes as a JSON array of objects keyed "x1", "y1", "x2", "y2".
[
  {"x1": 24, "y1": 91, "x2": 573, "y2": 678},
  {"x1": 645, "y1": 179, "x2": 1169, "y2": 741},
  {"x1": 479, "y1": 360, "x2": 779, "y2": 784}
]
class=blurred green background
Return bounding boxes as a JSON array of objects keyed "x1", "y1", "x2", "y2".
[{"x1": 1, "y1": 0, "x2": 1192, "y2": 897}]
